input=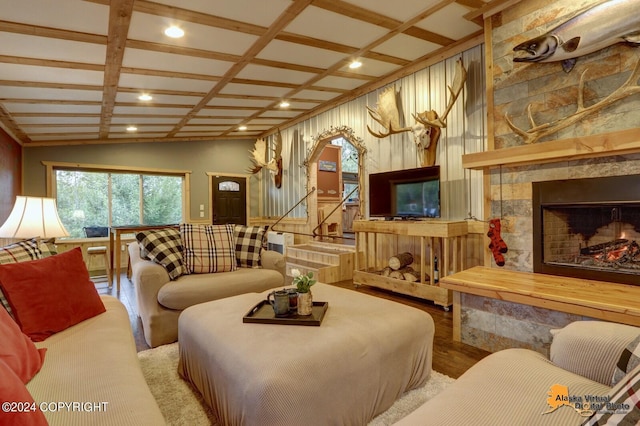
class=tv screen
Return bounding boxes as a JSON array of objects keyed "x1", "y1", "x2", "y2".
[
  {"x1": 394, "y1": 180, "x2": 440, "y2": 218},
  {"x1": 369, "y1": 166, "x2": 440, "y2": 218}
]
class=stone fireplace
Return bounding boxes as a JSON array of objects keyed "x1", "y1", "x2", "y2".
[{"x1": 533, "y1": 175, "x2": 640, "y2": 285}]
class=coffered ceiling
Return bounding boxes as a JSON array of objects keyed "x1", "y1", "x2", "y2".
[{"x1": 0, "y1": 0, "x2": 488, "y2": 146}]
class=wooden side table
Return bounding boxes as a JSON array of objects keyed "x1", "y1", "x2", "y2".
[{"x1": 109, "y1": 224, "x2": 179, "y2": 291}]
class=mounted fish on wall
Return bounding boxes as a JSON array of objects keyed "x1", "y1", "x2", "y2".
[{"x1": 512, "y1": 0, "x2": 640, "y2": 73}]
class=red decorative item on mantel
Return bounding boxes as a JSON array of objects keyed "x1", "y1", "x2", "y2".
[{"x1": 488, "y1": 218, "x2": 508, "y2": 267}]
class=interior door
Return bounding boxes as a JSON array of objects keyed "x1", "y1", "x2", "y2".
[{"x1": 212, "y1": 175, "x2": 246, "y2": 225}]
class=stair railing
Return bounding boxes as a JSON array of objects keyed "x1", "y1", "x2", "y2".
[
  {"x1": 311, "y1": 186, "x2": 359, "y2": 241},
  {"x1": 269, "y1": 186, "x2": 358, "y2": 241}
]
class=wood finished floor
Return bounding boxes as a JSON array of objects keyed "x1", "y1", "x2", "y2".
[{"x1": 99, "y1": 274, "x2": 490, "y2": 379}]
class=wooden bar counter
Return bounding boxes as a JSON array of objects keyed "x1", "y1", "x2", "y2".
[{"x1": 441, "y1": 266, "x2": 640, "y2": 341}]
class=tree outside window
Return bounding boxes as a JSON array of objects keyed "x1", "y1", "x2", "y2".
[{"x1": 55, "y1": 170, "x2": 183, "y2": 238}]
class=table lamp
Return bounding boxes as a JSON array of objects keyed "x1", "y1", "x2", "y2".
[{"x1": 0, "y1": 196, "x2": 69, "y2": 239}]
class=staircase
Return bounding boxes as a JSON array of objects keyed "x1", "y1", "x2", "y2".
[{"x1": 285, "y1": 242, "x2": 357, "y2": 284}]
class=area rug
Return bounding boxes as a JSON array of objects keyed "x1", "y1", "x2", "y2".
[{"x1": 138, "y1": 343, "x2": 454, "y2": 425}]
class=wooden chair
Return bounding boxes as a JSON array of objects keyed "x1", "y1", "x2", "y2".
[
  {"x1": 83, "y1": 227, "x2": 112, "y2": 288},
  {"x1": 317, "y1": 205, "x2": 341, "y2": 241}
]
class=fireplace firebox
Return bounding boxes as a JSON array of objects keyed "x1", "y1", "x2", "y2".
[{"x1": 533, "y1": 174, "x2": 640, "y2": 285}]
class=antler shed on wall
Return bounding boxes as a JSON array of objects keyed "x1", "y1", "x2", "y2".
[
  {"x1": 365, "y1": 58, "x2": 467, "y2": 167},
  {"x1": 505, "y1": 58, "x2": 640, "y2": 144}
]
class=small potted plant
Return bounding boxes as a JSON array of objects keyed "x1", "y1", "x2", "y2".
[{"x1": 291, "y1": 269, "x2": 316, "y2": 315}]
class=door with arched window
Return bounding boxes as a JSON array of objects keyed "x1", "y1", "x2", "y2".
[{"x1": 212, "y1": 175, "x2": 246, "y2": 225}]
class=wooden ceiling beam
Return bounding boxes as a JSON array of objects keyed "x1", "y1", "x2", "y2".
[
  {"x1": 0, "y1": 55, "x2": 104, "y2": 72},
  {"x1": 0, "y1": 104, "x2": 30, "y2": 144},
  {"x1": 168, "y1": 0, "x2": 315, "y2": 137},
  {"x1": 0, "y1": 20, "x2": 106, "y2": 45},
  {"x1": 129, "y1": 0, "x2": 408, "y2": 66},
  {"x1": 99, "y1": 0, "x2": 135, "y2": 138}
]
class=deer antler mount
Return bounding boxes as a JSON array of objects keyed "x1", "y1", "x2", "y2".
[{"x1": 248, "y1": 129, "x2": 283, "y2": 188}]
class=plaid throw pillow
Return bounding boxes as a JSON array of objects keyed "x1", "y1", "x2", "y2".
[
  {"x1": 180, "y1": 224, "x2": 237, "y2": 274},
  {"x1": 136, "y1": 228, "x2": 186, "y2": 280},
  {"x1": 612, "y1": 334, "x2": 640, "y2": 386},
  {"x1": 0, "y1": 239, "x2": 42, "y2": 317},
  {"x1": 234, "y1": 225, "x2": 266, "y2": 268},
  {"x1": 38, "y1": 240, "x2": 58, "y2": 258},
  {"x1": 583, "y1": 364, "x2": 640, "y2": 425}
]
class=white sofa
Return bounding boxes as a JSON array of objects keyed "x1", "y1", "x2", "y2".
[
  {"x1": 395, "y1": 321, "x2": 640, "y2": 425},
  {"x1": 26, "y1": 295, "x2": 165, "y2": 426},
  {"x1": 129, "y1": 242, "x2": 286, "y2": 348}
]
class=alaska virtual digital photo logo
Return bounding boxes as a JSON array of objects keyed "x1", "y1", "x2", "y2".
[{"x1": 544, "y1": 384, "x2": 631, "y2": 417}]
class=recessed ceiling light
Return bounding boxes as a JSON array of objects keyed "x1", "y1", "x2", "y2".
[
  {"x1": 126, "y1": 126, "x2": 138, "y2": 132},
  {"x1": 238, "y1": 125, "x2": 247, "y2": 131},
  {"x1": 164, "y1": 26, "x2": 184, "y2": 38},
  {"x1": 279, "y1": 101, "x2": 290, "y2": 108},
  {"x1": 138, "y1": 94, "x2": 152, "y2": 101},
  {"x1": 349, "y1": 60, "x2": 362, "y2": 69}
]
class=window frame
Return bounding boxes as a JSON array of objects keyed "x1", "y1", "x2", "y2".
[{"x1": 43, "y1": 161, "x2": 191, "y2": 236}]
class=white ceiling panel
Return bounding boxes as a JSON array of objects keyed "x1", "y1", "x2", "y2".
[
  {"x1": 258, "y1": 40, "x2": 347, "y2": 69},
  {"x1": 415, "y1": 3, "x2": 483, "y2": 41},
  {"x1": 200, "y1": 109, "x2": 260, "y2": 117},
  {"x1": 111, "y1": 117, "x2": 182, "y2": 124},
  {"x1": 315, "y1": 75, "x2": 370, "y2": 91},
  {"x1": 109, "y1": 133, "x2": 169, "y2": 139},
  {"x1": 285, "y1": 6, "x2": 388, "y2": 47},
  {"x1": 0, "y1": 33, "x2": 106, "y2": 64},
  {"x1": 0, "y1": 64, "x2": 103, "y2": 86},
  {"x1": 115, "y1": 92, "x2": 201, "y2": 105},
  {"x1": 0, "y1": 0, "x2": 108, "y2": 35},
  {"x1": 129, "y1": 12, "x2": 258, "y2": 55},
  {"x1": 219, "y1": 83, "x2": 290, "y2": 98},
  {"x1": 205, "y1": 98, "x2": 272, "y2": 108},
  {"x1": 342, "y1": 58, "x2": 400, "y2": 78},
  {"x1": 113, "y1": 106, "x2": 192, "y2": 115},
  {"x1": 118, "y1": 74, "x2": 215, "y2": 93},
  {"x1": 16, "y1": 116, "x2": 99, "y2": 125},
  {"x1": 247, "y1": 117, "x2": 288, "y2": 124},
  {"x1": 24, "y1": 126, "x2": 100, "y2": 134},
  {"x1": 293, "y1": 90, "x2": 339, "y2": 101},
  {"x1": 29, "y1": 134, "x2": 98, "y2": 141},
  {"x1": 2, "y1": 103, "x2": 101, "y2": 114},
  {"x1": 235, "y1": 64, "x2": 316, "y2": 85},
  {"x1": 341, "y1": 0, "x2": 444, "y2": 22},
  {"x1": 259, "y1": 110, "x2": 300, "y2": 118},
  {"x1": 151, "y1": 0, "x2": 291, "y2": 27},
  {"x1": 122, "y1": 48, "x2": 233, "y2": 76},
  {"x1": 174, "y1": 131, "x2": 225, "y2": 137},
  {"x1": 109, "y1": 125, "x2": 174, "y2": 132},
  {"x1": 373, "y1": 33, "x2": 440, "y2": 61},
  {"x1": 189, "y1": 118, "x2": 242, "y2": 125},
  {"x1": 0, "y1": 87, "x2": 101, "y2": 101}
]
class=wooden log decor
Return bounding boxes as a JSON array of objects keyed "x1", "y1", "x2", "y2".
[{"x1": 389, "y1": 252, "x2": 413, "y2": 270}]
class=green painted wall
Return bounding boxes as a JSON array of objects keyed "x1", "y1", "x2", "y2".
[{"x1": 22, "y1": 138, "x2": 257, "y2": 222}]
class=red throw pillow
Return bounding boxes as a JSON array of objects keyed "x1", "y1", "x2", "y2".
[
  {"x1": 0, "y1": 359, "x2": 48, "y2": 426},
  {"x1": 0, "y1": 247, "x2": 106, "y2": 342},
  {"x1": 0, "y1": 306, "x2": 46, "y2": 383}
]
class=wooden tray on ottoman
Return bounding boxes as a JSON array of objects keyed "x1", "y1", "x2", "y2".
[{"x1": 243, "y1": 300, "x2": 328, "y2": 326}]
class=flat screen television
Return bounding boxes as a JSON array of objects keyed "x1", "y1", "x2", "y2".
[{"x1": 369, "y1": 166, "x2": 440, "y2": 219}]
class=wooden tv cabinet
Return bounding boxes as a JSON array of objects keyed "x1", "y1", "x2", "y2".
[{"x1": 353, "y1": 219, "x2": 468, "y2": 309}]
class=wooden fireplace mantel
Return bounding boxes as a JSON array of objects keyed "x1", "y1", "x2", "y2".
[
  {"x1": 441, "y1": 266, "x2": 640, "y2": 341},
  {"x1": 462, "y1": 128, "x2": 640, "y2": 170}
]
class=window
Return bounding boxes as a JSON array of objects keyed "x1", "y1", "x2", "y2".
[{"x1": 54, "y1": 169, "x2": 185, "y2": 238}]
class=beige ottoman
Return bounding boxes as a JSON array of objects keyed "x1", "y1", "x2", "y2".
[{"x1": 178, "y1": 283, "x2": 434, "y2": 426}]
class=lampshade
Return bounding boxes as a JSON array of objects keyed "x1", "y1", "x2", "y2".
[{"x1": 0, "y1": 196, "x2": 69, "y2": 239}]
